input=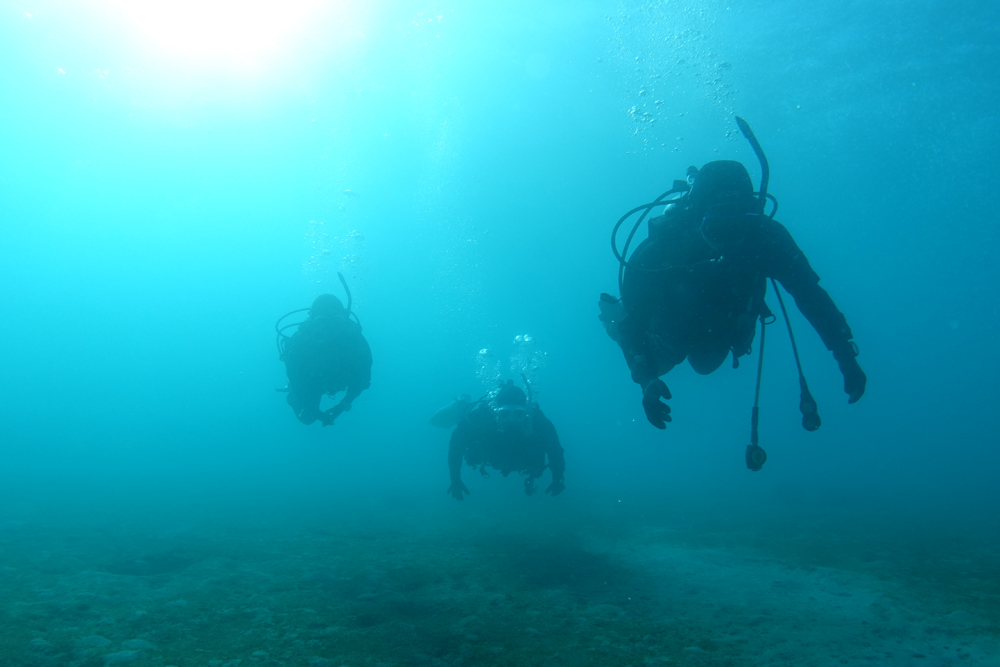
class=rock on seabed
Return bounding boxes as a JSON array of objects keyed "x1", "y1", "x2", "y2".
[{"x1": 79, "y1": 635, "x2": 112, "y2": 648}]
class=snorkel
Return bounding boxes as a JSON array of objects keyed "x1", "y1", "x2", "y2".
[
  {"x1": 735, "y1": 116, "x2": 768, "y2": 213},
  {"x1": 610, "y1": 179, "x2": 691, "y2": 294},
  {"x1": 337, "y1": 271, "x2": 354, "y2": 318},
  {"x1": 735, "y1": 116, "x2": 778, "y2": 218}
]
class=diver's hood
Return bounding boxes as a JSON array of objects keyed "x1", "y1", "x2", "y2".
[
  {"x1": 689, "y1": 160, "x2": 755, "y2": 213},
  {"x1": 495, "y1": 381, "x2": 527, "y2": 408},
  {"x1": 310, "y1": 293, "x2": 346, "y2": 318}
]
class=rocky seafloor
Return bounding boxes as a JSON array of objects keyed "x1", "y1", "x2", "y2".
[{"x1": 1, "y1": 496, "x2": 998, "y2": 667}]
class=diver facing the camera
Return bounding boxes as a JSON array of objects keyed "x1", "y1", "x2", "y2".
[{"x1": 435, "y1": 380, "x2": 565, "y2": 501}]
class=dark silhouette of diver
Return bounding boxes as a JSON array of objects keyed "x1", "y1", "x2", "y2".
[
  {"x1": 434, "y1": 380, "x2": 565, "y2": 501},
  {"x1": 276, "y1": 279, "x2": 372, "y2": 427},
  {"x1": 601, "y1": 119, "x2": 866, "y2": 440}
]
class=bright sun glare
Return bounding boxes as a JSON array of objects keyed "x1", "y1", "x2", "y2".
[{"x1": 113, "y1": 0, "x2": 321, "y2": 62}]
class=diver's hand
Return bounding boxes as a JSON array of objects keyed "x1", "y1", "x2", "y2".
[
  {"x1": 838, "y1": 356, "x2": 867, "y2": 404},
  {"x1": 448, "y1": 480, "x2": 470, "y2": 501},
  {"x1": 545, "y1": 479, "x2": 565, "y2": 496},
  {"x1": 321, "y1": 404, "x2": 346, "y2": 426},
  {"x1": 641, "y1": 379, "x2": 672, "y2": 429}
]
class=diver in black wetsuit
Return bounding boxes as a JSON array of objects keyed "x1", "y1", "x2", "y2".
[
  {"x1": 600, "y1": 129, "x2": 866, "y2": 431},
  {"x1": 279, "y1": 293, "x2": 372, "y2": 427},
  {"x1": 444, "y1": 380, "x2": 565, "y2": 501}
]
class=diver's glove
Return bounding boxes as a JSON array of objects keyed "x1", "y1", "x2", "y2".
[
  {"x1": 641, "y1": 379, "x2": 672, "y2": 429},
  {"x1": 545, "y1": 479, "x2": 565, "y2": 496},
  {"x1": 448, "y1": 480, "x2": 470, "y2": 501},
  {"x1": 321, "y1": 404, "x2": 345, "y2": 427},
  {"x1": 834, "y1": 344, "x2": 866, "y2": 404}
]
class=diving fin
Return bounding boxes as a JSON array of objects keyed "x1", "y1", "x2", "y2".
[{"x1": 428, "y1": 395, "x2": 472, "y2": 428}]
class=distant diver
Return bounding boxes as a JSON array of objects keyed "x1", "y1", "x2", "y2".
[
  {"x1": 275, "y1": 273, "x2": 372, "y2": 427},
  {"x1": 601, "y1": 118, "x2": 865, "y2": 466},
  {"x1": 432, "y1": 379, "x2": 566, "y2": 500}
]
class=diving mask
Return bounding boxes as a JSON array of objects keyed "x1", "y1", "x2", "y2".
[
  {"x1": 497, "y1": 404, "x2": 530, "y2": 433},
  {"x1": 700, "y1": 204, "x2": 761, "y2": 252}
]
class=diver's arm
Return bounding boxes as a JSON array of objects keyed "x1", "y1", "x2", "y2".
[
  {"x1": 616, "y1": 313, "x2": 674, "y2": 429},
  {"x1": 763, "y1": 220, "x2": 866, "y2": 402},
  {"x1": 762, "y1": 220, "x2": 854, "y2": 353},
  {"x1": 617, "y1": 288, "x2": 660, "y2": 389},
  {"x1": 336, "y1": 335, "x2": 373, "y2": 410},
  {"x1": 618, "y1": 238, "x2": 674, "y2": 389},
  {"x1": 616, "y1": 322, "x2": 660, "y2": 389},
  {"x1": 617, "y1": 237, "x2": 680, "y2": 427},
  {"x1": 532, "y1": 413, "x2": 564, "y2": 479},
  {"x1": 614, "y1": 308, "x2": 674, "y2": 428},
  {"x1": 534, "y1": 412, "x2": 565, "y2": 495},
  {"x1": 340, "y1": 378, "x2": 366, "y2": 409}
]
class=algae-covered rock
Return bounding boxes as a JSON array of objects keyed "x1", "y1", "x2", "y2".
[
  {"x1": 27, "y1": 638, "x2": 55, "y2": 653},
  {"x1": 78, "y1": 635, "x2": 112, "y2": 649}
]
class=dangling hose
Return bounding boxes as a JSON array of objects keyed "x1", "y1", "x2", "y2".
[
  {"x1": 770, "y1": 278, "x2": 821, "y2": 431},
  {"x1": 274, "y1": 307, "x2": 310, "y2": 360},
  {"x1": 746, "y1": 311, "x2": 771, "y2": 471},
  {"x1": 611, "y1": 183, "x2": 690, "y2": 293},
  {"x1": 746, "y1": 278, "x2": 821, "y2": 470}
]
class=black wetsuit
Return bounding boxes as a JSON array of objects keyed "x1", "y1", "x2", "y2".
[
  {"x1": 617, "y1": 203, "x2": 856, "y2": 388},
  {"x1": 449, "y1": 404, "x2": 566, "y2": 490},
  {"x1": 283, "y1": 314, "x2": 372, "y2": 425}
]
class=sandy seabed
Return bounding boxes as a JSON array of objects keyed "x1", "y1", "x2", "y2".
[{"x1": 1, "y1": 494, "x2": 997, "y2": 667}]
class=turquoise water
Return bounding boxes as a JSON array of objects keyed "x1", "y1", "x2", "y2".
[{"x1": 1, "y1": 1, "x2": 998, "y2": 665}]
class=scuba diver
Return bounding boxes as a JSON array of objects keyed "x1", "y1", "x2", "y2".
[
  {"x1": 275, "y1": 274, "x2": 372, "y2": 427},
  {"x1": 431, "y1": 379, "x2": 566, "y2": 501},
  {"x1": 601, "y1": 118, "x2": 866, "y2": 466}
]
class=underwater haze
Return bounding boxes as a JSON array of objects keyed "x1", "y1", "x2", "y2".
[{"x1": 1, "y1": 0, "x2": 998, "y2": 665}]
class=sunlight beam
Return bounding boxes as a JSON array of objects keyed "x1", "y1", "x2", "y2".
[{"x1": 110, "y1": 0, "x2": 321, "y2": 63}]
